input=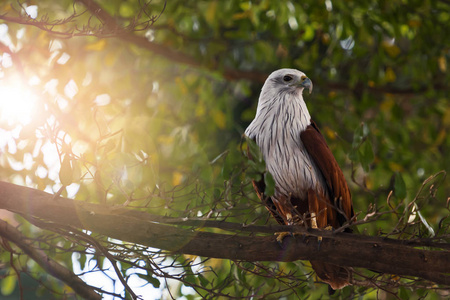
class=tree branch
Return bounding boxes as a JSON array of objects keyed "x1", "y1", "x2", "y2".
[
  {"x1": 0, "y1": 218, "x2": 101, "y2": 300},
  {"x1": 0, "y1": 181, "x2": 449, "y2": 287}
]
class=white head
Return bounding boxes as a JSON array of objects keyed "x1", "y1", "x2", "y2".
[
  {"x1": 245, "y1": 68, "x2": 313, "y2": 138},
  {"x1": 259, "y1": 68, "x2": 313, "y2": 105}
]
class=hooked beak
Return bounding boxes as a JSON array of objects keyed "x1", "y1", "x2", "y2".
[{"x1": 299, "y1": 77, "x2": 313, "y2": 94}]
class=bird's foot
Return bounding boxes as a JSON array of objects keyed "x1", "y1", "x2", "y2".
[
  {"x1": 317, "y1": 226, "x2": 334, "y2": 250},
  {"x1": 275, "y1": 231, "x2": 304, "y2": 248},
  {"x1": 317, "y1": 235, "x2": 323, "y2": 250},
  {"x1": 275, "y1": 231, "x2": 292, "y2": 244}
]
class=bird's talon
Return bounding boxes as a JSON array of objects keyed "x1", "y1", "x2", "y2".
[
  {"x1": 317, "y1": 226, "x2": 332, "y2": 250},
  {"x1": 275, "y1": 231, "x2": 291, "y2": 244}
]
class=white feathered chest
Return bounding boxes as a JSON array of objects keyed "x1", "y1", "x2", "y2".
[{"x1": 245, "y1": 92, "x2": 326, "y2": 200}]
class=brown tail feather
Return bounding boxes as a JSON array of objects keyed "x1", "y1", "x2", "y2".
[{"x1": 310, "y1": 261, "x2": 352, "y2": 290}]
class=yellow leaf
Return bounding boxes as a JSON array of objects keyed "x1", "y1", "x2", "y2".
[
  {"x1": 380, "y1": 97, "x2": 394, "y2": 112},
  {"x1": 172, "y1": 171, "x2": 183, "y2": 186},
  {"x1": 183, "y1": 254, "x2": 198, "y2": 261},
  {"x1": 38, "y1": 31, "x2": 49, "y2": 44},
  {"x1": 104, "y1": 51, "x2": 119, "y2": 67},
  {"x1": 382, "y1": 41, "x2": 400, "y2": 58},
  {"x1": 238, "y1": 141, "x2": 248, "y2": 159},
  {"x1": 84, "y1": 39, "x2": 107, "y2": 51},
  {"x1": 157, "y1": 135, "x2": 174, "y2": 145},
  {"x1": 239, "y1": 2, "x2": 251, "y2": 10},
  {"x1": 365, "y1": 177, "x2": 374, "y2": 189},
  {"x1": 204, "y1": 258, "x2": 223, "y2": 269},
  {"x1": 212, "y1": 110, "x2": 226, "y2": 129},
  {"x1": 321, "y1": 33, "x2": 330, "y2": 44},
  {"x1": 391, "y1": 275, "x2": 401, "y2": 281},
  {"x1": 438, "y1": 56, "x2": 447, "y2": 72},
  {"x1": 149, "y1": 153, "x2": 159, "y2": 166},
  {"x1": 119, "y1": 2, "x2": 134, "y2": 18},
  {"x1": 233, "y1": 11, "x2": 251, "y2": 20},
  {"x1": 63, "y1": 285, "x2": 74, "y2": 293},
  {"x1": 323, "y1": 126, "x2": 336, "y2": 140},
  {"x1": 175, "y1": 77, "x2": 188, "y2": 95},
  {"x1": 408, "y1": 19, "x2": 421, "y2": 28},
  {"x1": 60, "y1": 155, "x2": 73, "y2": 186},
  {"x1": 385, "y1": 67, "x2": 396, "y2": 82},
  {"x1": 2, "y1": 3, "x2": 12, "y2": 12},
  {"x1": 205, "y1": 1, "x2": 218, "y2": 24},
  {"x1": 433, "y1": 129, "x2": 446, "y2": 146},
  {"x1": 1, "y1": 275, "x2": 16, "y2": 296},
  {"x1": 443, "y1": 107, "x2": 450, "y2": 127},
  {"x1": 389, "y1": 162, "x2": 403, "y2": 172},
  {"x1": 195, "y1": 103, "x2": 205, "y2": 117}
]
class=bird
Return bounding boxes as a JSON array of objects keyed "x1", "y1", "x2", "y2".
[{"x1": 245, "y1": 68, "x2": 354, "y2": 290}]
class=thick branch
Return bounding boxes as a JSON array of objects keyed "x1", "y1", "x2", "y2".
[
  {"x1": 0, "y1": 218, "x2": 101, "y2": 300},
  {"x1": 0, "y1": 181, "x2": 449, "y2": 286}
]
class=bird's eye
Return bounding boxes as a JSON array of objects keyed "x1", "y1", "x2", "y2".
[{"x1": 283, "y1": 75, "x2": 293, "y2": 82}]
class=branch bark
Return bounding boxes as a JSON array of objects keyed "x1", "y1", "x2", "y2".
[
  {"x1": 0, "y1": 181, "x2": 449, "y2": 287},
  {"x1": 0, "y1": 218, "x2": 101, "y2": 300}
]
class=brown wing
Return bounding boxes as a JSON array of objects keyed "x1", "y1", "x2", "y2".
[
  {"x1": 302, "y1": 121, "x2": 354, "y2": 290},
  {"x1": 300, "y1": 120, "x2": 354, "y2": 227}
]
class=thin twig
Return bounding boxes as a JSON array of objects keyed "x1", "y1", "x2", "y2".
[{"x1": 0, "y1": 219, "x2": 101, "y2": 300}]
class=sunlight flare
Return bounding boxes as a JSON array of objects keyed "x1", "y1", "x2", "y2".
[{"x1": 0, "y1": 81, "x2": 38, "y2": 126}]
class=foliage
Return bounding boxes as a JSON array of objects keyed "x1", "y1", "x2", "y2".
[{"x1": 0, "y1": 0, "x2": 448, "y2": 299}]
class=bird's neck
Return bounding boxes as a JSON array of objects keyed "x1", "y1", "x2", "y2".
[{"x1": 246, "y1": 93, "x2": 312, "y2": 139}]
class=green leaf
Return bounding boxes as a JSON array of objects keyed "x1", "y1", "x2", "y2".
[
  {"x1": 213, "y1": 188, "x2": 221, "y2": 201},
  {"x1": 221, "y1": 158, "x2": 232, "y2": 180},
  {"x1": 119, "y1": 2, "x2": 135, "y2": 18},
  {"x1": 399, "y1": 287, "x2": 410, "y2": 299},
  {"x1": 137, "y1": 273, "x2": 160, "y2": 288},
  {"x1": 417, "y1": 287, "x2": 427, "y2": 297},
  {"x1": 394, "y1": 172, "x2": 407, "y2": 199},
  {"x1": 103, "y1": 139, "x2": 116, "y2": 155},
  {"x1": 348, "y1": 148, "x2": 358, "y2": 162},
  {"x1": 148, "y1": 276, "x2": 160, "y2": 289},
  {"x1": 358, "y1": 140, "x2": 374, "y2": 172},
  {"x1": 59, "y1": 155, "x2": 73, "y2": 186},
  {"x1": 264, "y1": 172, "x2": 275, "y2": 196},
  {"x1": 1, "y1": 275, "x2": 16, "y2": 296},
  {"x1": 352, "y1": 122, "x2": 369, "y2": 148},
  {"x1": 247, "y1": 172, "x2": 262, "y2": 182},
  {"x1": 183, "y1": 273, "x2": 197, "y2": 285},
  {"x1": 198, "y1": 274, "x2": 209, "y2": 287},
  {"x1": 303, "y1": 25, "x2": 315, "y2": 41},
  {"x1": 247, "y1": 159, "x2": 265, "y2": 174},
  {"x1": 246, "y1": 137, "x2": 263, "y2": 163},
  {"x1": 79, "y1": 253, "x2": 87, "y2": 270}
]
